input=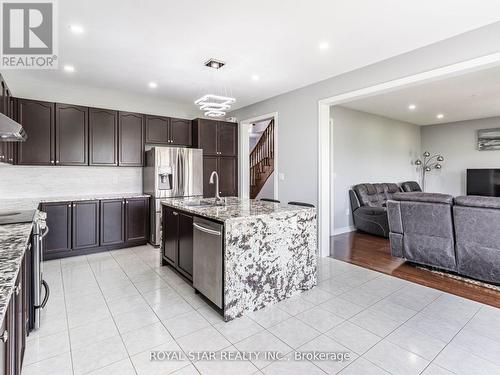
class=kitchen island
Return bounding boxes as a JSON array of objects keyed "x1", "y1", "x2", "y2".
[{"x1": 161, "y1": 197, "x2": 317, "y2": 321}]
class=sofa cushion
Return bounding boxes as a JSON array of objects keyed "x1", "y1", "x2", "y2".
[
  {"x1": 392, "y1": 192, "x2": 453, "y2": 205},
  {"x1": 454, "y1": 195, "x2": 500, "y2": 209},
  {"x1": 401, "y1": 181, "x2": 422, "y2": 193},
  {"x1": 353, "y1": 183, "x2": 400, "y2": 207}
]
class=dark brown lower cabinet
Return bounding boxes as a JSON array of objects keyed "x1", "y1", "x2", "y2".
[
  {"x1": 42, "y1": 197, "x2": 149, "y2": 260},
  {"x1": 41, "y1": 202, "x2": 72, "y2": 256},
  {"x1": 100, "y1": 199, "x2": 125, "y2": 246},
  {"x1": 0, "y1": 246, "x2": 29, "y2": 375},
  {"x1": 161, "y1": 207, "x2": 193, "y2": 281},
  {"x1": 72, "y1": 201, "x2": 99, "y2": 250},
  {"x1": 177, "y1": 213, "x2": 193, "y2": 279},
  {"x1": 125, "y1": 198, "x2": 149, "y2": 243},
  {"x1": 162, "y1": 207, "x2": 178, "y2": 265}
]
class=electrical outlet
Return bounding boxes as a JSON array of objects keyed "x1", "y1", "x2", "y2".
[
  {"x1": 279, "y1": 173, "x2": 285, "y2": 181},
  {"x1": 345, "y1": 208, "x2": 350, "y2": 216}
]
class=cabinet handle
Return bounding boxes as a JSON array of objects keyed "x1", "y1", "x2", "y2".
[
  {"x1": 0, "y1": 330, "x2": 7, "y2": 343},
  {"x1": 51, "y1": 160, "x2": 54, "y2": 164},
  {"x1": 56, "y1": 160, "x2": 59, "y2": 164},
  {"x1": 15, "y1": 284, "x2": 21, "y2": 296},
  {"x1": 172, "y1": 212, "x2": 178, "y2": 216},
  {"x1": 122, "y1": 201, "x2": 125, "y2": 205},
  {"x1": 67, "y1": 204, "x2": 71, "y2": 208}
]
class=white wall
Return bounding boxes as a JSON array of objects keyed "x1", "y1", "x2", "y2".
[
  {"x1": 421, "y1": 116, "x2": 500, "y2": 195},
  {"x1": 0, "y1": 165, "x2": 142, "y2": 199},
  {"x1": 331, "y1": 107, "x2": 420, "y2": 233},
  {"x1": 230, "y1": 22, "x2": 500, "y2": 209}
]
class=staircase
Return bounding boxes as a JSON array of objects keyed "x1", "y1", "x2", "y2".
[{"x1": 250, "y1": 119, "x2": 275, "y2": 199}]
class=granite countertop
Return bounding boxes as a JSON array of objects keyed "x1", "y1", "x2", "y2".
[
  {"x1": 0, "y1": 193, "x2": 150, "y2": 211},
  {"x1": 0, "y1": 211, "x2": 45, "y2": 324},
  {"x1": 161, "y1": 197, "x2": 315, "y2": 222}
]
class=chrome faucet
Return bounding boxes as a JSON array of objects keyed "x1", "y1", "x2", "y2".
[{"x1": 209, "y1": 171, "x2": 224, "y2": 205}]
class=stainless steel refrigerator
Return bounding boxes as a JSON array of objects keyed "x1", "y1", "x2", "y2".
[{"x1": 144, "y1": 147, "x2": 203, "y2": 246}]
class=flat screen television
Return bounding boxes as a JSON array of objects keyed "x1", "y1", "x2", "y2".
[{"x1": 467, "y1": 169, "x2": 500, "y2": 197}]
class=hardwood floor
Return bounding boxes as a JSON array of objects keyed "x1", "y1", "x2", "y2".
[{"x1": 330, "y1": 231, "x2": 500, "y2": 308}]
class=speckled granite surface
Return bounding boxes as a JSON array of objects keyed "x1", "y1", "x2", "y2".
[
  {"x1": 161, "y1": 196, "x2": 311, "y2": 223},
  {"x1": 0, "y1": 193, "x2": 150, "y2": 211},
  {"x1": 0, "y1": 211, "x2": 45, "y2": 324},
  {"x1": 161, "y1": 197, "x2": 318, "y2": 321}
]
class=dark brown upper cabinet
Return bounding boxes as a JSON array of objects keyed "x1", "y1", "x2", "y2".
[
  {"x1": 100, "y1": 199, "x2": 125, "y2": 246},
  {"x1": 145, "y1": 116, "x2": 191, "y2": 146},
  {"x1": 217, "y1": 122, "x2": 237, "y2": 157},
  {"x1": 145, "y1": 115, "x2": 169, "y2": 144},
  {"x1": 193, "y1": 119, "x2": 238, "y2": 157},
  {"x1": 16, "y1": 99, "x2": 55, "y2": 165},
  {"x1": 72, "y1": 200, "x2": 99, "y2": 250},
  {"x1": 118, "y1": 111, "x2": 144, "y2": 166},
  {"x1": 125, "y1": 197, "x2": 148, "y2": 243},
  {"x1": 170, "y1": 118, "x2": 192, "y2": 146},
  {"x1": 41, "y1": 201, "x2": 72, "y2": 255},
  {"x1": 55, "y1": 103, "x2": 88, "y2": 166},
  {"x1": 89, "y1": 108, "x2": 118, "y2": 166}
]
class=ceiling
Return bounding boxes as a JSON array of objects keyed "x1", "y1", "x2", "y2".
[
  {"x1": 341, "y1": 65, "x2": 500, "y2": 125},
  {"x1": 4, "y1": 0, "x2": 500, "y2": 114}
]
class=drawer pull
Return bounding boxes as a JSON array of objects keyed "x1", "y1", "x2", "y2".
[{"x1": 0, "y1": 330, "x2": 8, "y2": 343}]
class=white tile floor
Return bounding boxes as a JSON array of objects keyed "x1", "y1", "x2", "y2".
[{"x1": 22, "y1": 245, "x2": 500, "y2": 375}]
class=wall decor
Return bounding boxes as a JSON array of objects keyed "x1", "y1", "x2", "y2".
[{"x1": 478, "y1": 128, "x2": 500, "y2": 151}]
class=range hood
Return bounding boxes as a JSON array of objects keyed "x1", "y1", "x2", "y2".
[{"x1": 0, "y1": 112, "x2": 26, "y2": 141}]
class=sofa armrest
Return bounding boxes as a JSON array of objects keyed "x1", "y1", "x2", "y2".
[
  {"x1": 349, "y1": 190, "x2": 361, "y2": 212},
  {"x1": 356, "y1": 206, "x2": 386, "y2": 216}
]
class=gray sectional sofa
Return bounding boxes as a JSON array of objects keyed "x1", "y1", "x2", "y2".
[
  {"x1": 349, "y1": 181, "x2": 422, "y2": 237},
  {"x1": 387, "y1": 192, "x2": 500, "y2": 284}
]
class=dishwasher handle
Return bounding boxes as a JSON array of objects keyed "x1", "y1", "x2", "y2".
[{"x1": 193, "y1": 223, "x2": 222, "y2": 236}]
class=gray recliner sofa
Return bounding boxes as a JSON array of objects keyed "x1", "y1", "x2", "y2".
[
  {"x1": 349, "y1": 183, "x2": 401, "y2": 238},
  {"x1": 401, "y1": 181, "x2": 422, "y2": 192},
  {"x1": 387, "y1": 192, "x2": 457, "y2": 272},
  {"x1": 454, "y1": 196, "x2": 500, "y2": 284}
]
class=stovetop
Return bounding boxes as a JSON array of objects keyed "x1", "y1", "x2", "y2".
[{"x1": 0, "y1": 209, "x2": 36, "y2": 225}]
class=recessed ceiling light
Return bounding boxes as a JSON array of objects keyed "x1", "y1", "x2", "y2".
[
  {"x1": 319, "y1": 41, "x2": 330, "y2": 50},
  {"x1": 436, "y1": 113, "x2": 444, "y2": 119},
  {"x1": 408, "y1": 104, "x2": 416, "y2": 111},
  {"x1": 251, "y1": 74, "x2": 260, "y2": 81},
  {"x1": 63, "y1": 65, "x2": 75, "y2": 73},
  {"x1": 204, "y1": 58, "x2": 225, "y2": 70},
  {"x1": 148, "y1": 82, "x2": 158, "y2": 89},
  {"x1": 69, "y1": 24, "x2": 84, "y2": 34}
]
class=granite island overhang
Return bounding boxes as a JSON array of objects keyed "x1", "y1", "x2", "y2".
[{"x1": 160, "y1": 197, "x2": 317, "y2": 321}]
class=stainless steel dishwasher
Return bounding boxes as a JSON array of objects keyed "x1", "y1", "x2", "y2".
[{"x1": 193, "y1": 217, "x2": 223, "y2": 309}]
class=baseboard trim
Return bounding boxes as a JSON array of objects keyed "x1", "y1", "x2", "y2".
[{"x1": 333, "y1": 226, "x2": 356, "y2": 236}]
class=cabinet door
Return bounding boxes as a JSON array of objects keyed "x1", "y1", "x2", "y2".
[
  {"x1": 14, "y1": 267, "x2": 24, "y2": 375},
  {"x1": 72, "y1": 201, "x2": 99, "y2": 250},
  {"x1": 55, "y1": 103, "x2": 88, "y2": 166},
  {"x1": 177, "y1": 213, "x2": 193, "y2": 279},
  {"x1": 89, "y1": 108, "x2": 118, "y2": 166},
  {"x1": 0, "y1": 301, "x2": 7, "y2": 374},
  {"x1": 42, "y1": 202, "x2": 72, "y2": 255},
  {"x1": 198, "y1": 119, "x2": 218, "y2": 156},
  {"x1": 162, "y1": 207, "x2": 178, "y2": 265},
  {"x1": 170, "y1": 118, "x2": 191, "y2": 146},
  {"x1": 0, "y1": 299, "x2": 14, "y2": 375},
  {"x1": 100, "y1": 199, "x2": 125, "y2": 246},
  {"x1": 145, "y1": 115, "x2": 169, "y2": 144},
  {"x1": 203, "y1": 156, "x2": 218, "y2": 198},
  {"x1": 118, "y1": 112, "x2": 144, "y2": 166},
  {"x1": 125, "y1": 198, "x2": 148, "y2": 242},
  {"x1": 17, "y1": 99, "x2": 55, "y2": 165},
  {"x1": 217, "y1": 122, "x2": 237, "y2": 157},
  {"x1": 218, "y1": 157, "x2": 238, "y2": 197}
]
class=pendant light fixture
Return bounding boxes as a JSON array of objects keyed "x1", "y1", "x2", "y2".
[{"x1": 195, "y1": 58, "x2": 236, "y2": 118}]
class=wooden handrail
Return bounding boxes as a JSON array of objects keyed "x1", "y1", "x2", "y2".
[{"x1": 250, "y1": 119, "x2": 275, "y2": 196}]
